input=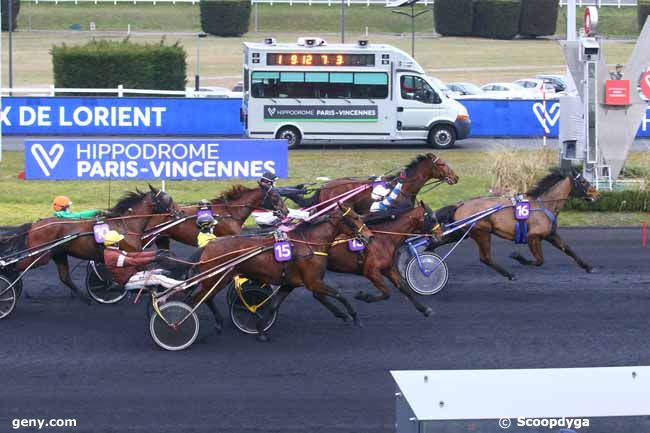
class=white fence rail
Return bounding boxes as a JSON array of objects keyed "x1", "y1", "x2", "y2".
[
  {"x1": 26, "y1": 0, "x2": 640, "y2": 5},
  {"x1": 1, "y1": 85, "x2": 215, "y2": 97}
]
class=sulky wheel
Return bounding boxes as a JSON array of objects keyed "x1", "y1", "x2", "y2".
[
  {"x1": 86, "y1": 261, "x2": 127, "y2": 305},
  {"x1": 230, "y1": 285, "x2": 277, "y2": 335},
  {"x1": 396, "y1": 243, "x2": 428, "y2": 279},
  {"x1": 404, "y1": 252, "x2": 449, "y2": 296},
  {"x1": 149, "y1": 301, "x2": 199, "y2": 351},
  {"x1": 0, "y1": 275, "x2": 18, "y2": 320}
]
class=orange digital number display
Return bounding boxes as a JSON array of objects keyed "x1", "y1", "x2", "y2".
[{"x1": 266, "y1": 53, "x2": 374, "y2": 67}]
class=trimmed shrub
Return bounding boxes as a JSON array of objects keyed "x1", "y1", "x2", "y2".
[
  {"x1": 473, "y1": 0, "x2": 521, "y2": 40},
  {"x1": 51, "y1": 39, "x2": 186, "y2": 95},
  {"x1": 200, "y1": 0, "x2": 251, "y2": 37},
  {"x1": 567, "y1": 190, "x2": 650, "y2": 212},
  {"x1": 434, "y1": 0, "x2": 474, "y2": 37},
  {"x1": 639, "y1": 1, "x2": 650, "y2": 31},
  {"x1": 1, "y1": 0, "x2": 20, "y2": 31},
  {"x1": 519, "y1": 0, "x2": 558, "y2": 37}
]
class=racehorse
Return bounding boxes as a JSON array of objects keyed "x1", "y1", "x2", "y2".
[
  {"x1": 430, "y1": 170, "x2": 600, "y2": 280},
  {"x1": 327, "y1": 202, "x2": 438, "y2": 316},
  {"x1": 280, "y1": 153, "x2": 459, "y2": 213},
  {"x1": 0, "y1": 185, "x2": 176, "y2": 302},
  {"x1": 194, "y1": 205, "x2": 374, "y2": 341},
  {"x1": 148, "y1": 184, "x2": 289, "y2": 250}
]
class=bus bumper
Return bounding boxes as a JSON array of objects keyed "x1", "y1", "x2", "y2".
[{"x1": 455, "y1": 118, "x2": 471, "y2": 140}]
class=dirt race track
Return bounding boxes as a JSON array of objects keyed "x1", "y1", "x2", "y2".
[{"x1": 1, "y1": 227, "x2": 650, "y2": 433}]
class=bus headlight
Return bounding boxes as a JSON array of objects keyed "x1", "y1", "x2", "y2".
[{"x1": 456, "y1": 106, "x2": 470, "y2": 122}]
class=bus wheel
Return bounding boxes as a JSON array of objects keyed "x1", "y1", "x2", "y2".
[
  {"x1": 428, "y1": 125, "x2": 456, "y2": 149},
  {"x1": 276, "y1": 126, "x2": 302, "y2": 149}
]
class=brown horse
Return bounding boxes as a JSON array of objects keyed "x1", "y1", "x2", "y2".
[
  {"x1": 148, "y1": 184, "x2": 288, "y2": 249},
  {"x1": 431, "y1": 170, "x2": 600, "y2": 280},
  {"x1": 0, "y1": 185, "x2": 176, "y2": 302},
  {"x1": 194, "y1": 205, "x2": 374, "y2": 341},
  {"x1": 281, "y1": 153, "x2": 459, "y2": 213},
  {"x1": 327, "y1": 202, "x2": 438, "y2": 317}
]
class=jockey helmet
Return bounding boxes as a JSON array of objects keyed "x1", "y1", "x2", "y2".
[
  {"x1": 259, "y1": 171, "x2": 278, "y2": 189},
  {"x1": 52, "y1": 196, "x2": 72, "y2": 211},
  {"x1": 196, "y1": 213, "x2": 216, "y2": 229},
  {"x1": 103, "y1": 230, "x2": 125, "y2": 246}
]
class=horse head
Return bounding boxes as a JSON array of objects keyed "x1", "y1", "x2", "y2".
[
  {"x1": 425, "y1": 153, "x2": 459, "y2": 185},
  {"x1": 570, "y1": 172, "x2": 600, "y2": 203}
]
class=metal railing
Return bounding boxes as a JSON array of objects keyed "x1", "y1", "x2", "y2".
[
  {"x1": 26, "y1": 0, "x2": 638, "y2": 5},
  {"x1": 0, "y1": 85, "x2": 221, "y2": 97},
  {"x1": 558, "y1": 0, "x2": 637, "y2": 5}
]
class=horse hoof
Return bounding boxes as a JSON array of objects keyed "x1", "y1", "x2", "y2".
[
  {"x1": 214, "y1": 324, "x2": 223, "y2": 334},
  {"x1": 256, "y1": 334, "x2": 270, "y2": 343},
  {"x1": 339, "y1": 315, "x2": 349, "y2": 323},
  {"x1": 508, "y1": 275, "x2": 517, "y2": 281},
  {"x1": 354, "y1": 291, "x2": 367, "y2": 301},
  {"x1": 353, "y1": 318, "x2": 363, "y2": 328},
  {"x1": 586, "y1": 267, "x2": 596, "y2": 274},
  {"x1": 423, "y1": 307, "x2": 434, "y2": 317},
  {"x1": 509, "y1": 252, "x2": 521, "y2": 260}
]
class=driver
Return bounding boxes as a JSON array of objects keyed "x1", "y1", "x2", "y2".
[
  {"x1": 102, "y1": 230, "x2": 183, "y2": 291},
  {"x1": 253, "y1": 172, "x2": 309, "y2": 227},
  {"x1": 196, "y1": 213, "x2": 217, "y2": 248},
  {"x1": 370, "y1": 171, "x2": 406, "y2": 212},
  {"x1": 52, "y1": 196, "x2": 103, "y2": 219},
  {"x1": 258, "y1": 171, "x2": 279, "y2": 191}
]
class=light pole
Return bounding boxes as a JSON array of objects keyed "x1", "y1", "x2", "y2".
[
  {"x1": 390, "y1": 0, "x2": 429, "y2": 58},
  {"x1": 8, "y1": 0, "x2": 13, "y2": 96},
  {"x1": 195, "y1": 32, "x2": 207, "y2": 92},
  {"x1": 340, "y1": 0, "x2": 345, "y2": 43}
]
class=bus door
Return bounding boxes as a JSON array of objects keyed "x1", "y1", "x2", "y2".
[{"x1": 395, "y1": 73, "x2": 442, "y2": 138}]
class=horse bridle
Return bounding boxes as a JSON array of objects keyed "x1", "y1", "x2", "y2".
[
  {"x1": 339, "y1": 207, "x2": 373, "y2": 245},
  {"x1": 570, "y1": 173, "x2": 590, "y2": 198}
]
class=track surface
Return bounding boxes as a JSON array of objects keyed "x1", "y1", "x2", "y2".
[{"x1": 1, "y1": 228, "x2": 649, "y2": 433}]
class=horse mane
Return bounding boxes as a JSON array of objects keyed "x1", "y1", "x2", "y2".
[
  {"x1": 211, "y1": 185, "x2": 255, "y2": 204},
  {"x1": 526, "y1": 169, "x2": 568, "y2": 198},
  {"x1": 109, "y1": 189, "x2": 150, "y2": 215},
  {"x1": 363, "y1": 203, "x2": 414, "y2": 225},
  {"x1": 404, "y1": 154, "x2": 433, "y2": 176}
]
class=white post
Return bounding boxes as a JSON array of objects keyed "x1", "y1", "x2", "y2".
[
  {"x1": 0, "y1": 0, "x2": 3, "y2": 163},
  {"x1": 161, "y1": 180, "x2": 166, "y2": 192},
  {"x1": 567, "y1": 0, "x2": 577, "y2": 41},
  {"x1": 542, "y1": 91, "x2": 548, "y2": 147}
]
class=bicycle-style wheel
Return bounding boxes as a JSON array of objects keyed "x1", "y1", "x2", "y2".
[
  {"x1": 405, "y1": 252, "x2": 449, "y2": 296},
  {"x1": 86, "y1": 261, "x2": 127, "y2": 305},
  {"x1": 149, "y1": 301, "x2": 199, "y2": 351},
  {"x1": 0, "y1": 275, "x2": 18, "y2": 320},
  {"x1": 230, "y1": 287, "x2": 277, "y2": 335},
  {"x1": 396, "y1": 243, "x2": 427, "y2": 278}
]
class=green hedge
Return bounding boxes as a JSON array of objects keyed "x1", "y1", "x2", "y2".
[
  {"x1": 1, "y1": 0, "x2": 20, "y2": 31},
  {"x1": 51, "y1": 39, "x2": 186, "y2": 95},
  {"x1": 567, "y1": 190, "x2": 650, "y2": 212},
  {"x1": 639, "y1": 1, "x2": 650, "y2": 31},
  {"x1": 434, "y1": 0, "x2": 474, "y2": 36},
  {"x1": 519, "y1": 0, "x2": 558, "y2": 37},
  {"x1": 200, "y1": 0, "x2": 251, "y2": 37},
  {"x1": 473, "y1": 0, "x2": 521, "y2": 40}
]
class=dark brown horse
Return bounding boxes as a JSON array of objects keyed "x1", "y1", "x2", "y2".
[
  {"x1": 0, "y1": 185, "x2": 175, "y2": 302},
  {"x1": 281, "y1": 153, "x2": 459, "y2": 213},
  {"x1": 327, "y1": 202, "x2": 437, "y2": 317},
  {"x1": 148, "y1": 184, "x2": 288, "y2": 249},
  {"x1": 194, "y1": 205, "x2": 374, "y2": 341},
  {"x1": 431, "y1": 170, "x2": 600, "y2": 280}
]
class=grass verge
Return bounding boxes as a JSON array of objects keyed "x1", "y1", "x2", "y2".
[{"x1": 1, "y1": 149, "x2": 648, "y2": 227}]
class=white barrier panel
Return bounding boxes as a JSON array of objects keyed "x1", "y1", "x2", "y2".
[{"x1": 392, "y1": 366, "x2": 650, "y2": 432}]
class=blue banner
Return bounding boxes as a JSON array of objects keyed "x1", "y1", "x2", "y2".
[
  {"x1": 462, "y1": 99, "x2": 650, "y2": 138},
  {"x1": 24, "y1": 139, "x2": 288, "y2": 180},
  {"x1": 1, "y1": 97, "x2": 244, "y2": 135},
  {"x1": 3, "y1": 96, "x2": 650, "y2": 138}
]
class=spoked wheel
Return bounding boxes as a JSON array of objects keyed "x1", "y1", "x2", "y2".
[
  {"x1": 86, "y1": 261, "x2": 127, "y2": 305},
  {"x1": 404, "y1": 252, "x2": 449, "y2": 296},
  {"x1": 149, "y1": 301, "x2": 199, "y2": 351},
  {"x1": 396, "y1": 243, "x2": 428, "y2": 278},
  {"x1": 0, "y1": 275, "x2": 18, "y2": 320},
  {"x1": 230, "y1": 284, "x2": 277, "y2": 335}
]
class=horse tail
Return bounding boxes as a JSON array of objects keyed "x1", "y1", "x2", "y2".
[
  {"x1": 280, "y1": 188, "x2": 321, "y2": 208},
  {"x1": 0, "y1": 223, "x2": 32, "y2": 257}
]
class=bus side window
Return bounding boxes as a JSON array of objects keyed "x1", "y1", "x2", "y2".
[{"x1": 401, "y1": 76, "x2": 438, "y2": 104}]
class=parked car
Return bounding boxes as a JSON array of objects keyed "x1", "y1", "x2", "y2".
[
  {"x1": 480, "y1": 82, "x2": 528, "y2": 99},
  {"x1": 230, "y1": 81, "x2": 244, "y2": 98},
  {"x1": 427, "y1": 76, "x2": 462, "y2": 99},
  {"x1": 448, "y1": 82, "x2": 487, "y2": 98},
  {"x1": 535, "y1": 74, "x2": 570, "y2": 94},
  {"x1": 513, "y1": 78, "x2": 556, "y2": 97}
]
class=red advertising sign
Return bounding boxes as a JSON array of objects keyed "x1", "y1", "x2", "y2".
[
  {"x1": 605, "y1": 80, "x2": 630, "y2": 106},
  {"x1": 640, "y1": 71, "x2": 650, "y2": 101}
]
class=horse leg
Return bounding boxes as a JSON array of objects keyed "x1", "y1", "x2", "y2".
[
  {"x1": 546, "y1": 233, "x2": 594, "y2": 273},
  {"x1": 53, "y1": 253, "x2": 91, "y2": 304},
  {"x1": 510, "y1": 236, "x2": 545, "y2": 267},
  {"x1": 355, "y1": 270, "x2": 391, "y2": 304},
  {"x1": 385, "y1": 266, "x2": 433, "y2": 317},
  {"x1": 256, "y1": 286, "x2": 292, "y2": 342},
  {"x1": 472, "y1": 232, "x2": 516, "y2": 280},
  {"x1": 312, "y1": 293, "x2": 349, "y2": 322},
  {"x1": 205, "y1": 297, "x2": 224, "y2": 333},
  {"x1": 308, "y1": 280, "x2": 361, "y2": 327}
]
